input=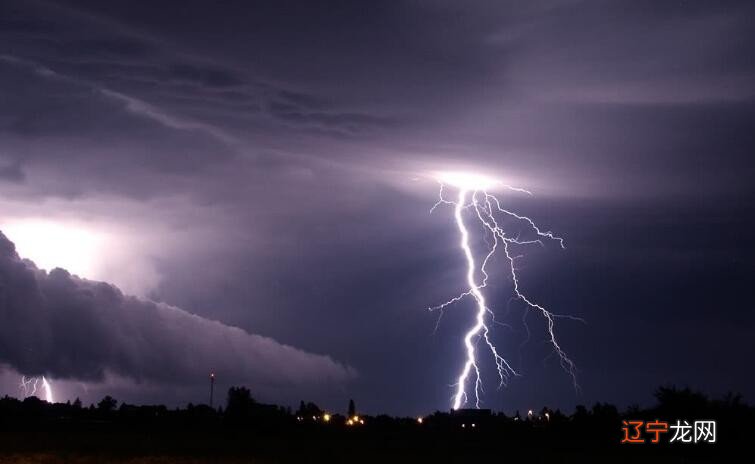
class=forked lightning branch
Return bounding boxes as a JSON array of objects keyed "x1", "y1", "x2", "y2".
[
  {"x1": 429, "y1": 172, "x2": 583, "y2": 410},
  {"x1": 19, "y1": 376, "x2": 54, "y2": 403}
]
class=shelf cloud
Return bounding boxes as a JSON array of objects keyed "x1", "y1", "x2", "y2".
[{"x1": 0, "y1": 231, "x2": 356, "y2": 394}]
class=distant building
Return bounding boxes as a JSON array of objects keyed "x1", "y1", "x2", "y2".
[{"x1": 450, "y1": 408, "x2": 492, "y2": 428}]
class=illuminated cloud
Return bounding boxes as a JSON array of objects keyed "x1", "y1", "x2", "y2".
[{"x1": 0, "y1": 232, "x2": 356, "y2": 399}]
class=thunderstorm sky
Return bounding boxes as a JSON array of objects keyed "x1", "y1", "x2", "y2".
[{"x1": 1, "y1": 0, "x2": 754, "y2": 415}]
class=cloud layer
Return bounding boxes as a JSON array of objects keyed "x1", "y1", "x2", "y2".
[{"x1": 0, "y1": 231, "x2": 355, "y2": 394}]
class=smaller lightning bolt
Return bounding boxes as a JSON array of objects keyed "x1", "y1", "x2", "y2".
[
  {"x1": 429, "y1": 171, "x2": 583, "y2": 409},
  {"x1": 19, "y1": 375, "x2": 55, "y2": 403},
  {"x1": 20, "y1": 376, "x2": 38, "y2": 397}
]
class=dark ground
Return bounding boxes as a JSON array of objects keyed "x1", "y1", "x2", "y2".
[{"x1": 0, "y1": 386, "x2": 750, "y2": 463}]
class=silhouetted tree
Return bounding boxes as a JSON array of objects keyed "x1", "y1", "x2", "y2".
[
  {"x1": 654, "y1": 386, "x2": 709, "y2": 416},
  {"x1": 296, "y1": 401, "x2": 322, "y2": 418},
  {"x1": 573, "y1": 405, "x2": 589, "y2": 422},
  {"x1": 591, "y1": 402, "x2": 618, "y2": 420},
  {"x1": 97, "y1": 396, "x2": 117, "y2": 412},
  {"x1": 722, "y1": 392, "x2": 743, "y2": 408},
  {"x1": 225, "y1": 386, "x2": 256, "y2": 424}
]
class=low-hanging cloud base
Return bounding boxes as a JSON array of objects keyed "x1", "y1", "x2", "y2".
[{"x1": 0, "y1": 231, "x2": 355, "y2": 403}]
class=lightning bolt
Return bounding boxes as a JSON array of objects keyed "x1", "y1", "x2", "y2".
[
  {"x1": 19, "y1": 375, "x2": 55, "y2": 403},
  {"x1": 41, "y1": 376, "x2": 54, "y2": 403},
  {"x1": 19, "y1": 376, "x2": 38, "y2": 397},
  {"x1": 430, "y1": 177, "x2": 582, "y2": 410}
]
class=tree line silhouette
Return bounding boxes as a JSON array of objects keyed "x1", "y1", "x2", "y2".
[{"x1": 0, "y1": 386, "x2": 749, "y2": 462}]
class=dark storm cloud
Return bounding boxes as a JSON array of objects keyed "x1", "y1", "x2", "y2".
[
  {"x1": 0, "y1": 54, "x2": 243, "y2": 200},
  {"x1": 0, "y1": 232, "x2": 355, "y2": 392},
  {"x1": 488, "y1": 0, "x2": 755, "y2": 105},
  {"x1": 63, "y1": 37, "x2": 156, "y2": 59},
  {"x1": 166, "y1": 62, "x2": 245, "y2": 88},
  {"x1": 0, "y1": 0, "x2": 394, "y2": 144},
  {"x1": 266, "y1": 100, "x2": 396, "y2": 135}
]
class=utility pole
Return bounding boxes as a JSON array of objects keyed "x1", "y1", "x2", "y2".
[{"x1": 209, "y1": 372, "x2": 215, "y2": 408}]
